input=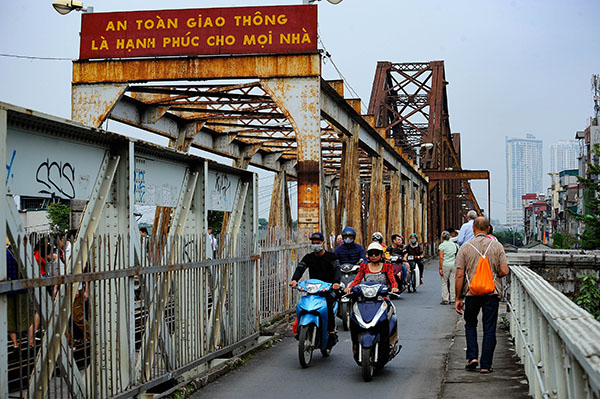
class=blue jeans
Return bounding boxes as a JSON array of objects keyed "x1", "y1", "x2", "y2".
[
  {"x1": 464, "y1": 295, "x2": 500, "y2": 369},
  {"x1": 400, "y1": 264, "x2": 408, "y2": 282}
]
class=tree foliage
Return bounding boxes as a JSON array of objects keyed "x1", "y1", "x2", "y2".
[
  {"x1": 575, "y1": 274, "x2": 600, "y2": 321},
  {"x1": 552, "y1": 232, "x2": 577, "y2": 249},
  {"x1": 207, "y1": 210, "x2": 224, "y2": 234},
  {"x1": 572, "y1": 144, "x2": 600, "y2": 249},
  {"x1": 46, "y1": 202, "x2": 71, "y2": 233},
  {"x1": 495, "y1": 230, "x2": 523, "y2": 246}
]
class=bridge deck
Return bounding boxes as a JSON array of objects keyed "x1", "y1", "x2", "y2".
[
  {"x1": 192, "y1": 260, "x2": 530, "y2": 398},
  {"x1": 441, "y1": 302, "x2": 530, "y2": 398}
]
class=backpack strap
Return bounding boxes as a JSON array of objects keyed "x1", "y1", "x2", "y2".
[
  {"x1": 463, "y1": 240, "x2": 496, "y2": 294},
  {"x1": 465, "y1": 240, "x2": 494, "y2": 258}
]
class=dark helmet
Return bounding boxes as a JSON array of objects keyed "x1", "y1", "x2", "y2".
[
  {"x1": 410, "y1": 233, "x2": 418, "y2": 240},
  {"x1": 310, "y1": 232, "x2": 325, "y2": 242},
  {"x1": 341, "y1": 227, "x2": 356, "y2": 237}
]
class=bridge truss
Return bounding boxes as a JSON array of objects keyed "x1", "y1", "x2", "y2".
[
  {"x1": 368, "y1": 61, "x2": 490, "y2": 243},
  {"x1": 72, "y1": 54, "x2": 429, "y2": 246}
]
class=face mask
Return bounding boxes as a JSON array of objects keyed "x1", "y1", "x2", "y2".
[
  {"x1": 311, "y1": 244, "x2": 323, "y2": 253},
  {"x1": 410, "y1": 239, "x2": 417, "y2": 245},
  {"x1": 343, "y1": 237, "x2": 354, "y2": 244}
]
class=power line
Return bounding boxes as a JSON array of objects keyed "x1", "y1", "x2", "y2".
[
  {"x1": 0, "y1": 53, "x2": 72, "y2": 61},
  {"x1": 317, "y1": 31, "x2": 367, "y2": 114}
]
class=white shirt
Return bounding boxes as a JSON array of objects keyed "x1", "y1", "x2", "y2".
[{"x1": 457, "y1": 220, "x2": 475, "y2": 246}]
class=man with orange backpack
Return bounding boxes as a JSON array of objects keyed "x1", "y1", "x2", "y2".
[{"x1": 454, "y1": 217, "x2": 509, "y2": 374}]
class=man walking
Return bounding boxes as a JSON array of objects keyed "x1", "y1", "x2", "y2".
[
  {"x1": 454, "y1": 217, "x2": 509, "y2": 374},
  {"x1": 457, "y1": 210, "x2": 478, "y2": 246}
]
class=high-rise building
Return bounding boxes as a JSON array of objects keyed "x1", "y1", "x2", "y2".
[
  {"x1": 506, "y1": 134, "x2": 543, "y2": 229},
  {"x1": 550, "y1": 140, "x2": 578, "y2": 173}
]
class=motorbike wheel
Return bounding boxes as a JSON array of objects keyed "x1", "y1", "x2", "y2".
[
  {"x1": 413, "y1": 266, "x2": 420, "y2": 292},
  {"x1": 298, "y1": 325, "x2": 314, "y2": 368},
  {"x1": 361, "y1": 347, "x2": 374, "y2": 382},
  {"x1": 342, "y1": 305, "x2": 350, "y2": 331}
]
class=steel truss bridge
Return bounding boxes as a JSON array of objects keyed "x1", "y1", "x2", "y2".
[{"x1": 1, "y1": 44, "x2": 598, "y2": 399}]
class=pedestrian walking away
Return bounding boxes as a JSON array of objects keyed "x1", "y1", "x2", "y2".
[
  {"x1": 438, "y1": 231, "x2": 458, "y2": 305},
  {"x1": 454, "y1": 217, "x2": 509, "y2": 374},
  {"x1": 457, "y1": 210, "x2": 478, "y2": 246}
]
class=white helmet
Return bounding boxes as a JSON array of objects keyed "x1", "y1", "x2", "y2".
[{"x1": 367, "y1": 242, "x2": 384, "y2": 253}]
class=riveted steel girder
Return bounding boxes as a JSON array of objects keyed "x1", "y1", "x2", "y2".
[
  {"x1": 72, "y1": 54, "x2": 320, "y2": 84},
  {"x1": 261, "y1": 77, "x2": 321, "y2": 238}
]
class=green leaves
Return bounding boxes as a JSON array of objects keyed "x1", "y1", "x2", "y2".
[
  {"x1": 46, "y1": 202, "x2": 71, "y2": 233},
  {"x1": 575, "y1": 274, "x2": 600, "y2": 322},
  {"x1": 571, "y1": 144, "x2": 600, "y2": 249}
]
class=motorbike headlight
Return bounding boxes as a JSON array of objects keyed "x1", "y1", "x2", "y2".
[
  {"x1": 341, "y1": 264, "x2": 354, "y2": 273},
  {"x1": 360, "y1": 284, "x2": 379, "y2": 298},
  {"x1": 305, "y1": 283, "x2": 321, "y2": 294}
]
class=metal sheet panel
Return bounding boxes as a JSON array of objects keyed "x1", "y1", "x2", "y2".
[
  {"x1": 134, "y1": 155, "x2": 186, "y2": 206},
  {"x1": 5, "y1": 128, "x2": 106, "y2": 200},
  {"x1": 206, "y1": 169, "x2": 241, "y2": 212}
]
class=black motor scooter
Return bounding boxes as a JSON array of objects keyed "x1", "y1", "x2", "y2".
[{"x1": 338, "y1": 263, "x2": 360, "y2": 330}]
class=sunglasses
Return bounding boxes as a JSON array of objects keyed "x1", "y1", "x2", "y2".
[{"x1": 367, "y1": 250, "x2": 382, "y2": 257}]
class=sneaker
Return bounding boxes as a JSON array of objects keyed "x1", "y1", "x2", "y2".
[
  {"x1": 440, "y1": 300, "x2": 449, "y2": 305},
  {"x1": 420, "y1": 279, "x2": 424, "y2": 285}
]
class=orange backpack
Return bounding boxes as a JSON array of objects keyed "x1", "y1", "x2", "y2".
[{"x1": 465, "y1": 240, "x2": 495, "y2": 296}]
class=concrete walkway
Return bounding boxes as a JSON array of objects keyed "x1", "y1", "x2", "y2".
[{"x1": 440, "y1": 302, "x2": 531, "y2": 398}]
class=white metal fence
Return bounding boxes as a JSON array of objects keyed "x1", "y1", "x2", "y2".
[
  {"x1": 259, "y1": 243, "x2": 310, "y2": 324},
  {"x1": 508, "y1": 265, "x2": 600, "y2": 399},
  {"x1": 1, "y1": 229, "x2": 313, "y2": 398}
]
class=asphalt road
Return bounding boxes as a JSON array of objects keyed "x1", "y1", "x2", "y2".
[{"x1": 193, "y1": 259, "x2": 459, "y2": 399}]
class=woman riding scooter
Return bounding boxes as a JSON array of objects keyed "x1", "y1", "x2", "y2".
[
  {"x1": 344, "y1": 242, "x2": 399, "y2": 294},
  {"x1": 406, "y1": 233, "x2": 425, "y2": 285},
  {"x1": 343, "y1": 242, "x2": 401, "y2": 381}
]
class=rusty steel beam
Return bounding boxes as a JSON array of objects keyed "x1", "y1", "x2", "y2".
[
  {"x1": 368, "y1": 60, "x2": 487, "y2": 250},
  {"x1": 426, "y1": 170, "x2": 489, "y2": 181},
  {"x1": 73, "y1": 54, "x2": 321, "y2": 84}
]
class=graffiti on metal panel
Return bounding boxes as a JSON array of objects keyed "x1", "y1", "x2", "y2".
[
  {"x1": 35, "y1": 159, "x2": 76, "y2": 199},
  {"x1": 134, "y1": 169, "x2": 146, "y2": 202},
  {"x1": 212, "y1": 172, "x2": 232, "y2": 209},
  {"x1": 5, "y1": 149, "x2": 16, "y2": 185}
]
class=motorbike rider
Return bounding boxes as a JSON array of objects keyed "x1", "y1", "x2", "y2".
[
  {"x1": 334, "y1": 227, "x2": 366, "y2": 266},
  {"x1": 406, "y1": 233, "x2": 425, "y2": 285},
  {"x1": 344, "y1": 242, "x2": 400, "y2": 357},
  {"x1": 344, "y1": 242, "x2": 399, "y2": 294},
  {"x1": 385, "y1": 234, "x2": 410, "y2": 287},
  {"x1": 371, "y1": 232, "x2": 387, "y2": 250},
  {"x1": 291, "y1": 232, "x2": 341, "y2": 339}
]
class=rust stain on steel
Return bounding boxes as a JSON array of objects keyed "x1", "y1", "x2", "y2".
[
  {"x1": 297, "y1": 160, "x2": 320, "y2": 222},
  {"x1": 426, "y1": 170, "x2": 489, "y2": 181},
  {"x1": 73, "y1": 54, "x2": 321, "y2": 84}
]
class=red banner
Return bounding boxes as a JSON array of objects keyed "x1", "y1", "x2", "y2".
[{"x1": 79, "y1": 5, "x2": 317, "y2": 60}]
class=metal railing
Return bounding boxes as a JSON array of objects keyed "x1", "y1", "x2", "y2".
[
  {"x1": 259, "y1": 243, "x2": 310, "y2": 324},
  {"x1": 508, "y1": 264, "x2": 600, "y2": 399},
  {"x1": 2, "y1": 230, "x2": 307, "y2": 398},
  {"x1": 2, "y1": 232, "x2": 265, "y2": 398}
]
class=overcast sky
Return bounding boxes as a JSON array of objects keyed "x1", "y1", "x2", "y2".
[{"x1": 1, "y1": 0, "x2": 599, "y2": 224}]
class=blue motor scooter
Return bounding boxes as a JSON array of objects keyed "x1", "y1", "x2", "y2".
[
  {"x1": 347, "y1": 281, "x2": 401, "y2": 381},
  {"x1": 294, "y1": 279, "x2": 338, "y2": 368}
]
